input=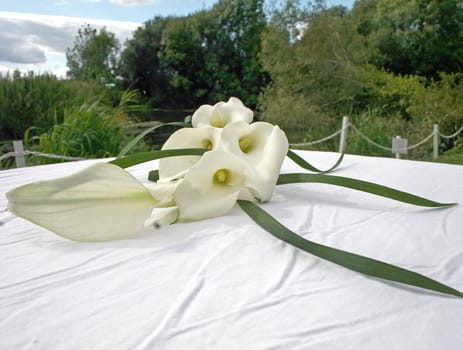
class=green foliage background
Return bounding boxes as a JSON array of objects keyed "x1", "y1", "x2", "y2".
[
  {"x1": 1, "y1": 0, "x2": 463, "y2": 167},
  {"x1": 258, "y1": 0, "x2": 463, "y2": 163}
]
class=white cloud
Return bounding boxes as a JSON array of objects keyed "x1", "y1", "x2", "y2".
[
  {"x1": 0, "y1": 43, "x2": 46, "y2": 64},
  {"x1": 0, "y1": 12, "x2": 140, "y2": 77}
]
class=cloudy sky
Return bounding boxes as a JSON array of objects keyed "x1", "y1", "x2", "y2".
[{"x1": 0, "y1": 0, "x2": 353, "y2": 77}]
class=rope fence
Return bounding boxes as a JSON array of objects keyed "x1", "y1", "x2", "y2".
[
  {"x1": 1, "y1": 117, "x2": 463, "y2": 168},
  {"x1": 290, "y1": 116, "x2": 463, "y2": 159},
  {"x1": 348, "y1": 124, "x2": 393, "y2": 152},
  {"x1": 0, "y1": 141, "x2": 85, "y2": 168},
  {"x1": 0, "y1": 151, "x2": 85, "y2": 162},
  {"x1": 289, "y1": 129, "x2": 342, "y2": 147},
  {"x1": 440, "y1": 124, "x2": 463, "y2": 139}
]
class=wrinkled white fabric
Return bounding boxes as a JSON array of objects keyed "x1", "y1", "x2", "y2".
[{"x1": 1, "y1": 151, "x2": 462, "y2": 350}]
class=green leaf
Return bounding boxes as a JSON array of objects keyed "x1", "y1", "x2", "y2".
[
  {"x1": 287, "y1": 149, "x2": 344, "y2": 173},
  {"x1": 110, "y1": 148, "x2": 207, "y2": 169},
  {"x1": 277, "y1": 173, "x2": 456, "y2": 208},
  {"x1": 118, "y1": 122, "x2": 188, "y2": 157},
  {"x1": 238, "y1": 200, "x2": 463, "y2": 298},
  {"x1": 148, "y1": 170, "x2": 159, "y2": 182}
]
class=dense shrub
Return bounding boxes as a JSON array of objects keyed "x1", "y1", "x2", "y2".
[
  {"x1": 24, "y1": 90, "x2": 146, "y2": 163},
  {"x1": 0, "y1": 72, "x2": 108, "y2": 140}
]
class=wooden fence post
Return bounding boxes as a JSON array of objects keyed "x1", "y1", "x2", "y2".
[
  {"x1": 339, "y1": 116, "x2": 349, "y2": 153},
  {"x1": 433, "y1": 124, "x2": 439, "y2": 160},
  {"x1": 13, "y1": 140, "x2": 26, "y2": 168}
]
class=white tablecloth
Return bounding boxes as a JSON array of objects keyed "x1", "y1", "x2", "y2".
[{"x1": 1, "y1": 151, "x2": 462, "y2": 350}]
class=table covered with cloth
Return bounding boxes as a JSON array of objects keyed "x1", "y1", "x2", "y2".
[{"x1": 1, "y1": 150, "x2": 463, "y2": 350}]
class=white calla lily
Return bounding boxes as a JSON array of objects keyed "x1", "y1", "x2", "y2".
[
  {"x1": 6, "y1": 163, "x2": 175, "y2": 242},
  {"x1": 145, "y1": 180, "x2": 180, "y2": 207},
  {"x1": 175, "y1": 150, "x2": 254, "y2": 221},
  {"x1": 6, "y1": 98, "x2": 290, "y2": 241},
  {"x1": 144, "y1": 206, "x2": 179, "y2": 228},
  {"x1": 220, "y1": 121, "x2": 289, "y2": 201},
  {"x1": 191, "y1": 97, "x2": 253, "y2": 128},
  {"x1": 159, "y1": 127, "x2": 219, "y2": 180}
]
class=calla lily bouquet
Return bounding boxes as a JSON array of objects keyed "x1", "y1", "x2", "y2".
[{"x1": 6, "y1": 97, "x2": 463, "y2": 298}]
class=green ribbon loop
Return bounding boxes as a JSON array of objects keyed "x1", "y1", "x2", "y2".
[
  {"x1": 110, "y1": 148, "x2": 208, "y2": 169},
  {"x1": 238, "y1": 200, "x2": 463, "y2": 298},
  {"x1": 277, "y1": 173, "x2": 456, "y2": 207},
  {"x1": 287, "y1": 149, "x2": 344, "y2": 173}
]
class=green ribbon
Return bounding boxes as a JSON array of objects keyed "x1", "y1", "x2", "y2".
[
  {"x1": 277, "y1": 173, "x2": 456, "y2": 208},
  {"x1": 238, "y1": 200, "x2": 463, "y2": 298},
  {"x1": 110, "y1": 143, "x2": 461, "y2": 297},
  {"x1": 110, "y1": 148, "x2": 207, "y2": 169}
]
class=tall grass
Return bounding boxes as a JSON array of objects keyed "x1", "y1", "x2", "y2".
[
  {"x1": 0, "y1": 72, "x2": 109, "y2": 140},
  {"x1": 24, "y1": 90, "x2": 147, "y2": 164}
]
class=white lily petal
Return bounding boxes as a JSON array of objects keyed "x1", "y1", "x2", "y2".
[
  {"x1": 175, "y1": 150, "x2": 247, "y2": 221},
  {"x1": 156, "y1": 169, "x2": 189, "y2": 184},
  {"x1": 144, "y1": 206, "x2": 179, "y2": 228},
  {"x1": 145, "y1": 181, "x2": 180, "y2": 207},
  {"x1": 190, "y1": 105, "x2": 214, "y2": 128},
  {"x1": 215, "y1": 97, "x2": 253, "y2": 125},
  {"x1": 191, "y1": 97, "x2": 253, "y2": 128},
  {"x1": 159, "y1": 127, "x2": 219, "y2": 179},
  {"x1": 6, "y1": 163, "x2": 159, "y2": 242},
  {"x1": 221, "y1": 121, "x2": 289, "y2": 201}
]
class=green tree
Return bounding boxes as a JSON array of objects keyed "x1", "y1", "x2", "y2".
[
  {"x1": 162, "y1": 0, "x2": 268, "y2": 108},
  {"x1": 159, "y1": 12, "x2": 210, "y2": 107},
  {"x1": 66, "y1": 24, "x2": 121, "y2": 84},
  {"x1": 120, "y1": 17, "x2": 172, "y2": 105},
  {"x1": 206, "y1": 0, "x2": 268, "y2": 106},
  {"x1": 120, "y1": 0, "x2": 268, "y2": 109},
  {"x1": 258, "y1": 2, "x2": 367, "y2": 141},
  {"x1": 366, "y1": 0, "x2": 463, "y2": 77}
]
